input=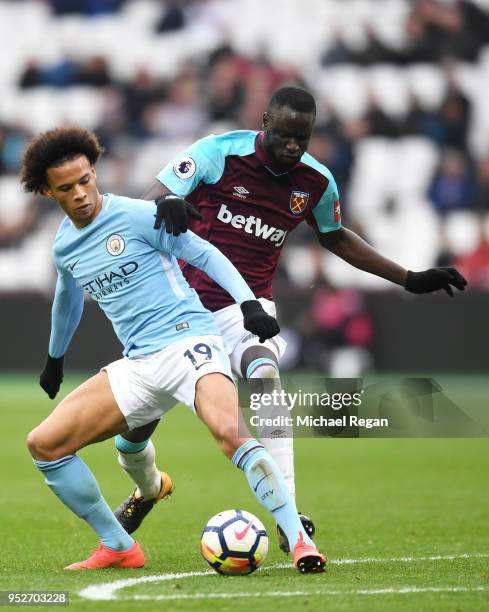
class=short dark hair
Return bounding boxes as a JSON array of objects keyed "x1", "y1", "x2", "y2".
[
  {"x1": 268, "y1": 86, "x2": 316, "y2": 116},
  {"x1": 20, "y1": 126, "x2": 104, "y2": 194}
]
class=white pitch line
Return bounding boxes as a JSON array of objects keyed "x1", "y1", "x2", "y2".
[
  {"x1": 129, "y1": 586, "x2": 486, "y2": 601},
  {"x1": 79, "y1": 553, "x2": 489, "y2": 601},
  {"x1": 80, "y1": 569, "x2": 215, "y2": 601},
  {"x1": 332, "y1": 552, "x2": 489, "y2": 565}
]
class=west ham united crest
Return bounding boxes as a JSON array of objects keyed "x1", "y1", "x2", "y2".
[{"x1": 289, "y1": 190, "x2": 310, "y2": 215}]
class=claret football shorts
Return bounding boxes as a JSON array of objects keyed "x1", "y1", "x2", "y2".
[{"x1": 103, "y1": 334, "x2": 232, "y2": 429}]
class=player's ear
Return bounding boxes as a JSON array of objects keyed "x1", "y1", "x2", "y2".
[
  {"x1": 91, "y1": 164, "x2": 97, "y2": 181},
  {"x1": 40, "y1": 185, "x2": 53, "y2": 199},
  {"x1": 262, "y1": 112, "x2": 269, "y2": 130}
]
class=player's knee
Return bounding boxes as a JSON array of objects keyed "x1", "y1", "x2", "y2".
[
  {"x1": 241, "y1": 347, "x2": 279, "y2": 380},
  {"x1": 249, "y1": 362, "x2": 279, "y2": 379},
  {"x1": 26, "y1": 428, "x2": 64, "y2": 461},
  {"x1": 26, "y1": 428, "x2": 48, "y2": 459}
]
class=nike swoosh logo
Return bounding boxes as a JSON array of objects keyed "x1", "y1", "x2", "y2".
[
  {"x1": 252, "y1": 473, "x2": 272, "y2": 493},
  {"x1": 234, "y1": 519, "x2": 254, "y2": 541},
  {"x1": 68, "y1": 259, "x2": 80, "y2": 272},
  {"x1": 194, "y1": 360, "x2": 212, "y2": 370}
]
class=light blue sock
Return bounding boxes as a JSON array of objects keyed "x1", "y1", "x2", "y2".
[
  {"x1": 34, "y1": 455, "x2": 134, "y2": 551},
  {"x1": 232, "y1": 440, "x2": 313, "y2": 549}
]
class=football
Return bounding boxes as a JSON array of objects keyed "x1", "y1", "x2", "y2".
[{"x1": 200, "y1": 509, "x2": 269, "y2": 575}]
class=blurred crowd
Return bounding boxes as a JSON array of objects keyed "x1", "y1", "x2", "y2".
[{"x1": 1, "y1": 0, "x2": 489, "y2": 371}]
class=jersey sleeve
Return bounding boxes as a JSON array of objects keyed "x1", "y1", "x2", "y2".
[
  {"x1": 48, "y1": 255, "x2": 84, "y2": 358},
  {"x1": 127, "y1": 200, "x2": 255, "y2": 305},
  {"x1": 167, "y1": 231, "x2": 256, "y2": 305},
  {"x1": 155, "y1": 134, "x2": 225, "y2": 197},
  {"x1": 306, "y1": 172, "x2": 342, "y2": 234}
]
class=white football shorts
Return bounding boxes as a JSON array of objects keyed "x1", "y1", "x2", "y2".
[
  {"x1": 103, "y1": 334, "x2": 231, "y2": 429},
  {"x1": 213, "y1": 298, "x2": 287, "y2": 378}
]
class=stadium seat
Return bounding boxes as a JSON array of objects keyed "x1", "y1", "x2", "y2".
[
  {"x1": 0, "y1": 217, "x2": 60, "y2": 292},
  {"x1": 407, "y1": 64, "x2": 447, "y2": 110},
  {"x1": 130, "y1": 139, "x2": 192, "y2": 192},
  {"x1": 317, "y1": 66, "x2": 368, "y2": 119},
  {"x1": 367, "y1": 65, "x2": 410, "y2": 117},
  {"x1": 348, "y1": 138, "x2": 394, "y2": 222},
  {"x1": 282, "y1": 246, "x2": 318, "y2": 289},
  {"x1": 59, "y1": 88, "x2": 106, "y2": 129},
  {"x1": 0, "y1": 177, "x2": 31, "y2": 226},
  {"x1": 367, "y1": 0, "x2": 409, "y2": 51},
  {"x1": 122, "y1": 0, "x2": 163, "y2": 30},
  {"x1": 443, "y1": 211, "x2": 481, "y2": 256},
  {"x1": 10, "y1": 88, "x2": 64, "y2": 133},
  {"x1": 395, "y1": 137, "x2": 439, "y2": 197}
]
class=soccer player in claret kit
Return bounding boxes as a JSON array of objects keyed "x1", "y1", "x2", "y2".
[
  {"x1": 113, "y1": 87, "x2": 467, "y2": 554},
  {"x1": 22, "y1": 126, "x2": 327, "y2": 573}
]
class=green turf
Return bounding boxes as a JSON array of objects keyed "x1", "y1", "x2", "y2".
[{"x1": 1, "y1": 374, "x2": 488, "y2": 611}]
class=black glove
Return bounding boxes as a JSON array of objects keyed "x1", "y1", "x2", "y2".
[
  {"x1": 39, "y1": 355, "x2": 64, "y2": 399},
  {"x1": 405, "y1": 267, "x2": 467, "y2": 297},
  {"x1": 154, "y1": 194, "x2": 202, "y2": 236},
  {"x1": 240, "y1": 300, "x2": 280, "y2": 343}
]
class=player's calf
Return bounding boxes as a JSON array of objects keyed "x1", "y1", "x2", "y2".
[
  {"x1": 232, "y1": 440, "x2": 327, "y2": 574},
  {"x1": 194, "y1": 372, "x2": 249, "y2": 458}
]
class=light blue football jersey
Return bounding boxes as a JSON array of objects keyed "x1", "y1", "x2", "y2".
[{"x1": 49, "y1": 193, "x2": 255, "y2": 358}]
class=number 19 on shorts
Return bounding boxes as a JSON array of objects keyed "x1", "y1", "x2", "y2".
[{"x1": 184, "y1": 343, "x2": 213, "y2": 370}]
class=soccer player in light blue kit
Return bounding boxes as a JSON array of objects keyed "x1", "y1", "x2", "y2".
[{"x1": 21, "y1": 127, "x2": 326, "y2": 572}]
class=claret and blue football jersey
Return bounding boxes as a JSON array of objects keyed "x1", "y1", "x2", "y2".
[{"x1": 156, "y1": 130, "x2": 341, "y2": 311}]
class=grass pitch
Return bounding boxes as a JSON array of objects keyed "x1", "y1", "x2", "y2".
[{"x1": 1, "y1": 373, "x2": 488, "y2": 611}]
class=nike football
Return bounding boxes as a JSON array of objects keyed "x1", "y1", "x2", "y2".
[{"x1": 200, "y1": 509, "x2": 269, "y2": 575}]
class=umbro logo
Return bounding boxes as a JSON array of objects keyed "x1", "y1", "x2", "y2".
[
  {"x1": 270, "y1": 428, "x2": 287, "y2": 438},
  {"x1": 233, "y1": 186, "x2": 249, "y2": 199}
]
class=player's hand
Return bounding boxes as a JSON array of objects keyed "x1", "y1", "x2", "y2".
[
  {"x1": 39, "y1": 355, "x2": 64, "y2": 399},
  {"x1": 405, "y1": 268, "x2": 467, "y2": 296},
  {"x1": 154, "y1": 194, "x2": 202, "y2": 236},
  {"x1": 240, "y1": 300, "x2": 280, "y2": 343}
]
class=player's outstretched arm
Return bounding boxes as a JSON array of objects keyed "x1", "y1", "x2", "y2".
[
  {"x1": 170, "y1": 232, "x2": 280, "y2": 342},
  {"x1": 317, "y1": 227, "x2": 467, "y2": 296},
  {"x1": 40, "y1": 271, "x2": 84, "y2": 399},
  {"x1": 141, "y1": 180, "x2": 202, "y2": 236}
]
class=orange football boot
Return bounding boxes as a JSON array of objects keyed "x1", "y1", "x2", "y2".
[
  {"x1": 64, "y1": 541, "x2": 144, "y2": 570},
  {"x1": 293, "y1": 532, "x2": 326, "y2": 573}
]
